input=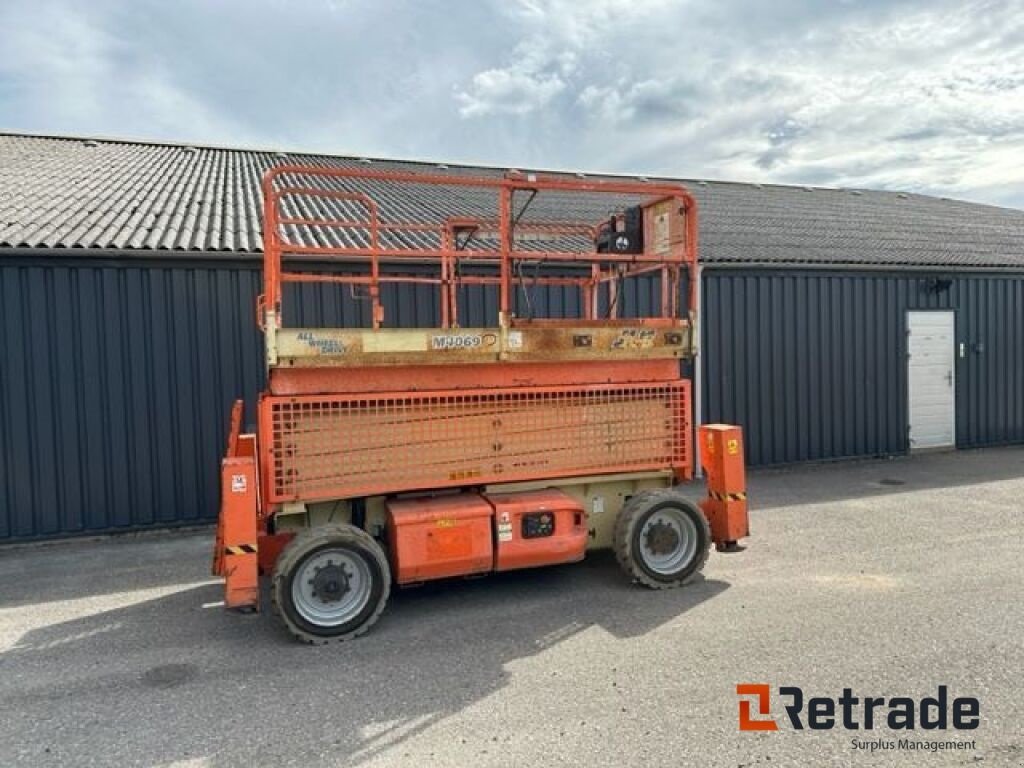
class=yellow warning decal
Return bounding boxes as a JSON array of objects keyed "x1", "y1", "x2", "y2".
[
  {"x1": 224, "y1": 544, "x2": 257, "y2": 555},
  {"x1": 709, "y1": 491, "x2": 747, "y2": 502}
]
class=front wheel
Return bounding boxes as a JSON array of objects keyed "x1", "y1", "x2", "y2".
[
  {"x1": 271, "y1": 524, "x2": 391, "y2": 643},
  {"x1": 613, "y1": 489, "x2": 711, "y2": 588}
]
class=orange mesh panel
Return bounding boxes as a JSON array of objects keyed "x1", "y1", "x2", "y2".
[{"x1": 260, "y1": 381, "x2": 689, "y2": 503}]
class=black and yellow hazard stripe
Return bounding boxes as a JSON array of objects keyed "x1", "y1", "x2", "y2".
[
  {"x1": 224, "y1": 543, "x2": 257, "y2": 555},
  {"x1": 709, "y1": 490, "x2": 747, "y2": 502}
]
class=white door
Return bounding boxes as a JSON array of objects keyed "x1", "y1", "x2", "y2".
[{"x1": 907, "y1": 311, "x2": 955, "y2": 449}]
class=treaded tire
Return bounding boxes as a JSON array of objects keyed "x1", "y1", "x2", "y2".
[
  {"x1": 271, "y1": 524, "x2": 391, "y2": 644},
  {"x1": 613, "y1": 488, "x2": 711, "y2": 589}
]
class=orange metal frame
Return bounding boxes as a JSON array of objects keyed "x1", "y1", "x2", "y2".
[
  {"x1": 217, "y1": 168, "x2": 713, "y2": 606},
  {"x1": 268, "y1": 358, "x2": 683, "y2": 396},
  {"x1": 213, "y1": 400, "x2": 260, "y2": 609},
  {"x1": 698, "y1": 424, "x2": 749, "y2": 548},
  {"x1": 259, "y1": 166, "x2": 698, "y2": 331},
  {"x1": 254, "y1": 166, "x2": 699, "y2": 513}
]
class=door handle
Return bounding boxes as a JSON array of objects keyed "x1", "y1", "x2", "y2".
[{"x1": 945, "y1": 371, "x2": 953, "y2": 386}]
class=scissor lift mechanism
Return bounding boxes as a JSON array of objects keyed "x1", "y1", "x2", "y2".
[{"x1": 214, "y1": 166, "x2": 749, "y2": 642}]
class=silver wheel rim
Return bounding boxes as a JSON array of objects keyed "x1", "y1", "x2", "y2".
[
  {"x1": 639, "y1": 506, "x2": 698, "y2": 575},
  {"x1": 292, "y1": 548, "x2": 373, "y2": 627}
]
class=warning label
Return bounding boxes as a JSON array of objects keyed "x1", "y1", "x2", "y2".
[{"x1": 497, "y1": 522, "x2": 513, "y2": 542}]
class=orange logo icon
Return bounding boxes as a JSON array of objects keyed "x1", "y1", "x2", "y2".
[{"x1": 737, "y1": 684, "x2": 778, "y2": 731}]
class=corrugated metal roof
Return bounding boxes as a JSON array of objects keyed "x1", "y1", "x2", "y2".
[{"x1": 1, "y1": 132, "x2": 1022, "y2": 268}]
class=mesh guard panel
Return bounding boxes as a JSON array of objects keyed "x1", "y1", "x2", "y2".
[{"x1": 260, "y1": 381, "x2": 689, "y2": 503}]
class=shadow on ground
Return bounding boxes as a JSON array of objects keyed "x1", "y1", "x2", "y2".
[
  {"x1": 5, "y1": 446, "x2": 1022, "y2": 765},
  {"x1": 0, "y1": 549, "x2": 726, "y2": 767}
]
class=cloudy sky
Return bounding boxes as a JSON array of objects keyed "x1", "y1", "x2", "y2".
[{"x1": 1, "y1": 0, "x2": 1022, "y2": 208}]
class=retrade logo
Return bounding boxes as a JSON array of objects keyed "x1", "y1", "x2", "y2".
[{"x1": 736, "y1": 684, "x2": 979, "y2": 732}]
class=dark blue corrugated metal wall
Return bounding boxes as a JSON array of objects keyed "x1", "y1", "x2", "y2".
[
  {"x1": 2, "y1": 260, "x2": 1021, "y2": 540},
  {"x1": 702, "y1": 270, "x2": 1024, "y2": 466},
  {"x1": 0, "y1": 259, "x2": 265, "y2": 540},
  {"x1": 0, "y1": 257, "x2": 669, "y2": 540}
]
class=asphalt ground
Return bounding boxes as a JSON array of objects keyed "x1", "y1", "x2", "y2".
[{"x1": 1, "y1": 446, "x2": 1022, "y2": 768}]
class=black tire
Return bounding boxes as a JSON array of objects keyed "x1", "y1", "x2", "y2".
[
  {"x1": 271, "y1": 524, "x2": 390, "y2": 644},
  {"x1": 613, "y1": 488, "x2": 711, "y2": 589}
]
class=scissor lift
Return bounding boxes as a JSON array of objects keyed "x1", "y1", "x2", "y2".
[{"x1": 213, "y1": 166, "x2": 748, "y2": 642}]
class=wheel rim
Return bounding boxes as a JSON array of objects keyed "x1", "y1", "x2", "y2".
[
  {"x1": 291, "y1": 548, "x2": 373, "y2": 627},
  {"x1": 639, "y1": 505, "x2": 698, "y2": 576}
]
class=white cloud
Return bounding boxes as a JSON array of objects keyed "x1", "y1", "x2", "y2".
[
  {"x1": 729, "y1": 2, "x2": 1024, "y2": 203},
  {"x1": 456, "y1": 68, "x2": 566, "y2": 117},
  {"x1": 0, "y1": 0, "x2": 1021, "y2": 209},
  {"x1": 454, "y1": 0, "x2": 1024, "y2": 207},
  {"x1": 0, "y1": 1, "x2": 251, "y2": 144}
]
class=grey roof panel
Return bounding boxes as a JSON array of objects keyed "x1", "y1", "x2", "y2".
[{"x1": 1, "y1": 133, "x2": 1022, "y2": 268}]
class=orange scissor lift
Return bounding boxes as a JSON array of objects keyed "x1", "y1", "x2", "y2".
[{"x1": 213, "y1": 166, "x2": 748, "y2": 642}]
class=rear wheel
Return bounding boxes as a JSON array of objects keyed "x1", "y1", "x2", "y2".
[
  {"x1": 614, "y1": 489, "x2": 711, "y2": 588},
  {"x1": 271, "y1": 524, "x2": 390, "y2": 643}
]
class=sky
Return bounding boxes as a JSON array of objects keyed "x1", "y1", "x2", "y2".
[{"x1": 0, "y1": 0, "x2": 1022, "y2": 209}]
